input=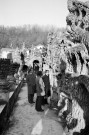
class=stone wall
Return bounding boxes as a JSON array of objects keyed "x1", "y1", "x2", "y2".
[{"x1": 0, "y1": 79, "x2": 23, "y2": 134}]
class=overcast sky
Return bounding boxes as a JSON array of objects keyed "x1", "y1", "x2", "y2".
[{"x1": 0, "y1": 0, "x2": 87, "y2": 28}]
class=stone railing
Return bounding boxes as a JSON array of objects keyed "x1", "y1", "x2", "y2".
[{"x1": 0, "y1": 79, "x2": 24, "y2": 134}]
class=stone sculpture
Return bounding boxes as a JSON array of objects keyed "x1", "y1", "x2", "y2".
[
  {"x1": 47, "y1": 0, "x2": 89, "y2": 135},
  {"x1": 57, "y1": 0, "x2": 89, "y2": 134}
]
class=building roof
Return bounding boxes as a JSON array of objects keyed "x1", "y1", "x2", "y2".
[{"x1": 0, "y1": 48, "x2": 15, "y2": 52}]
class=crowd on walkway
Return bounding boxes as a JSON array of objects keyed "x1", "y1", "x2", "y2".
[
  {"x1": 5, "y1": 61, "x2": 59, "y2": 114},
  {"x1": 6, "y1": 59, "x2": 89, "y2": 135},
  {"x1": 26, "y1": 67, "x2": 51, "y2": 112}
]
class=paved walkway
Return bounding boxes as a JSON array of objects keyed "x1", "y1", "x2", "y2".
[{"x1": 4, "y1": 84, "x2": 65, "y2": 135}]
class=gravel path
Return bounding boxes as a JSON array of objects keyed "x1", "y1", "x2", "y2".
[{"x1": 4, "y1": 84, "x2": 65, "y2": 135}]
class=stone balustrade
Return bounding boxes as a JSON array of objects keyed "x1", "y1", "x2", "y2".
[{"x1": 0, "y1": 79, "x2": 24, "y2": 134}]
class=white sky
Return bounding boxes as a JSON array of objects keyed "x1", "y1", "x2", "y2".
[{"x1": 0, "y1": 0, "x2": 87, "y2": 28}]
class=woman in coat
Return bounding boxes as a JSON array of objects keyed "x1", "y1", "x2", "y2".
[{"x1": 35, "y1": 71, "x2": 45, "y2": 112}]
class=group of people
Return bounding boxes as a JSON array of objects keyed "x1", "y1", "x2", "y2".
[{"x1": 26, "y1": 68, "x2": 51, "y2": 112}]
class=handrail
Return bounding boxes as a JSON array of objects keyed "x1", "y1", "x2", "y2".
[{"x1": 0, "y1": 79, "x2": 24, "y2": 134}]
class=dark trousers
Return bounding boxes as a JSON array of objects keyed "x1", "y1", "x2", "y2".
[
  {"x1": 35, "y1": 96, "x2": 43, "y2": 111},
  {"x1": 28, "y1": 94, "x2": 34, "y2": 103},
  {"x1": 42, "y1": 96, "x2": 48, "y2": 105}
]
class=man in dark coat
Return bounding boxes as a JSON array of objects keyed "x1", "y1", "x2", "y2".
[
  {"x1": 26, "y1": 68, "x2": 36, "y2": 104},
  {"x1": 35, "y1": 71, "x2": 45, "y2": 112},
  {"x1": 42, "y1": 70, "x2": 51, "y2": 104}
]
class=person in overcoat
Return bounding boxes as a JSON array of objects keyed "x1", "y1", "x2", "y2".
[
  {"x1": 35, "y1": 71, "x2": 45, "y2": 112},
  {"x1": 26, "y1": 68, "x2": 36, "y2": 104},
  {"x1": 42, "y1": 70, "x2": 51, "y2": 104}
]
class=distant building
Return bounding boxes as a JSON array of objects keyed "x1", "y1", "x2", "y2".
[
  {"x1": 0, "y1": 48, "x2": 21, "y2": 64},
  {"x1": 0, "y1": 48, "x2": 15, "y2": 59}
]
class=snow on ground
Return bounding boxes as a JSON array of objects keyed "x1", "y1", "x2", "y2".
[{"x1": 5, "y1": 84, "x2": 65, "y2": 135}]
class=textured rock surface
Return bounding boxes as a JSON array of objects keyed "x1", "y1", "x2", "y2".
[
  {"x1": 46, "y1": 0, "x2": 89, "y2": 135},
  {"x1": 57, "y1": 73, "x2": 89, "y2": 135},
  {"x1": 47, "y1": 0, "x2": 89, "y2": 75},
  {"x1": 67, "y1": 0, "x2": 89, "y2": 53}
]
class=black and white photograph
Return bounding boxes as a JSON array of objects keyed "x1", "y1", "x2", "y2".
[{"x1": 0, "y1": 0, "x2": 89, "y2": 135}]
